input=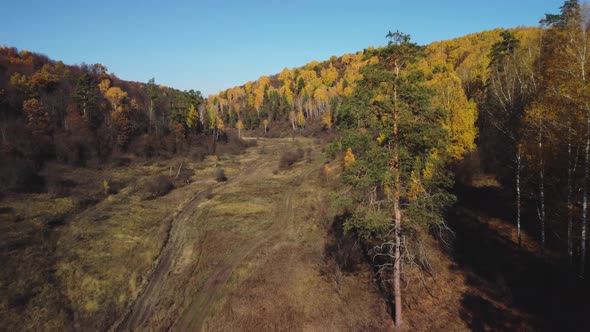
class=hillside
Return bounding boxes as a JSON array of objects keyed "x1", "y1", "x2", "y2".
[
  {"x1": 208, "y1": 27, "x2": 536, "y2": 140},
  {"x1": 0, "y1": 46, "x2": 209, "y2": 193}
]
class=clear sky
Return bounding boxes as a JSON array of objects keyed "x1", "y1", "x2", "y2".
[{"x1": 0, "y1": 0, "x2": 565, "y2": 96}]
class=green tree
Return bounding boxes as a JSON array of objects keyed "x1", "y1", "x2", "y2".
[
  {"x1": 186, "y1": 104, "x2": 199, "y2": 133},
  {"x1": 75, "y1": 73, "x2": 99, "y2": 125},
  {"x1": 147, "y1": 78, "x2": 159, "y2": 133},
  {"x1": 338, "y1": 31, "x2": 453, "y2": 328}
]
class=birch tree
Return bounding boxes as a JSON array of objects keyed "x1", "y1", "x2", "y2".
[
  {"x1": 540, "y1": 0, "x2": 590, "y2": 274},
  {"x1": 485, "y1": 30, "x2": 538, "y2": 247}
]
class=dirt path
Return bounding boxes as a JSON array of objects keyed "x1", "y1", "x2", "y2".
[
  {"x1": 174, "y1": 190, "x2": 292, "y2": 331},
  {"x1": 175, "y1": 161, "x2": 314, "y2": 331},
  {"x1": 110, "y1": 138, "x2": 319, "y2": 331},
  {"x1": 111, "y1": 185, "x2": 218, "y2": 331}
]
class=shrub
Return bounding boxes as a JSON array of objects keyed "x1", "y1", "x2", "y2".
[
  {"x1": 191, "y1": 146, "x2": 209, "y2": 161},
  {"x1": 47, "y1": 178, "x2": 77, "y2": 197},
  {"x1": 130, "y1": 134, "x2": 160, "y2": 159},
  {"x1": 171, "y1": 163, "x2": 195, "y2": 188},
  {"x1": 325, "y1": 145, "x2": 337, "y2": 160},
  {"x1": 0, "y1": 158, "x2": 45, "y2": 193},
  {"x1": 215, "y1": 132, "x2": 257, "y2": 156},
  {"x1": 103, "y1": 179, "x2": 110, "y2": 196},
  {"x1": 215, "y1": 168, "x2": 228, "y2": 182},
  {"x1": 320, "y1": 163, "x2": 331, "y2": 183},
  {"x1": 279, "y1": 148, "x2": 305, "y2": 169},
  {"x1": 140, "y1": 175, "x2": 174, "y2": 200}
]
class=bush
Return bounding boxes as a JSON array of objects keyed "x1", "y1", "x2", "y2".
[
  {"x1": 324, "y1": 141, "x2": 340, "y2": 160},
  {"x1": 215, "y1": 168, "x2": 228, "y2": 182},
  {"x1": 110, "y1": 151, "x2": 133, "y2": 167},
  {"x1": 47, "y1": 178, "x2": 77, "y2": 197},
  {"x1": 171, "y1": 163, "x2": 195, "y2": 188},
  {"x1": 140, "y1": 175, "x2": 174, "y2": 200},
  {"x1": 130, "y1": 134, "x2": 160, "y2": 159},
  {"x1": 0, "y1": 158, "x2": 45, "y2": 193},
  {"x1": 215, "y1": 132, "x2": 257, "y2": 156},
  {"x1": 279, "y1": 148, "x2": 305, "y2": 169},
  {"x1": 190, "y1": 146, "x2": 209, "y2": 161},
  {"x1": 54, "y1": 132, "x2": 93, "y2": 166}
]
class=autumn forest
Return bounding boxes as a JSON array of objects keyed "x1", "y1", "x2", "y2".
[{"x1": 2, "y1": 0, "x2": 590, "y2": 330}]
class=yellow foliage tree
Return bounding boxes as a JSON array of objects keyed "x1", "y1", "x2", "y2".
[
  {"x1": 98, "y1": 79, "x2": 111, "y2": 95},
  {"x1": 186, "y1": 104, "x2": 199, "y2": 129},
  {"x1": 298, "y1": 69, "x2": 317, "y2": 84},
  {"x1": 216, "y1": 116, "x2": 225, "y2": 132},
  {"x1": 320, "y1": 64, "x2": 339, "y2": 86},
  {"x1": 344, "y1": 148, "x2": 355, "y2": 170},
  {"x1": 426, "y1": 71, "x2": 477, "y2": 160},
  {"x1": 296, "y1": 111, "x2": 306, "y2": 128},
  {"x1": 105, "y1": 87, "x2": 127, "y2": 112},
  {"x1": 322, "y1": 109, "x2": 332, "y2": 129},
  {"x1": 278, "y1": 67, "x2": 294, "y2": 84},
  {"x1": 253, "y1": 76, "x2": 270, "y2": 113},
  {"x1": 279, "y1": 84, "x2": 294, "y2": 106},
  {"x1": 236, "y1": 119, "x2": 244, "y2": 138},
  {"x1": 341, "y1": 53, "x2": 353, "y2": 64}
]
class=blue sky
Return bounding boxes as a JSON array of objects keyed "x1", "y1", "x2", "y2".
[{"x1": 0, "y1": 0, "x2": 565, "y2": 95}]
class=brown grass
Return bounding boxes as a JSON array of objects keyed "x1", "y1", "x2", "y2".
[
  {"x1": 0, "y1": 136, "x2": 484, "y2": 331},
  {"x1": 202, "y1": 142, "x2": 392, "y2": 331},
  {"x1": 0, "y1": 153, "x2": 223, "y2": 330}
]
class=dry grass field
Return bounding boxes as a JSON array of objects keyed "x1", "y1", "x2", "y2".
[
  {"x1": 1, "y1": 137, "x2": 395, "y2": 331},
  {"x1": 4, "y1": 137, "x2": 540, "y2": 331}
]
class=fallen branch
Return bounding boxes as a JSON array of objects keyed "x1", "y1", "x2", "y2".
[{"x1": 175, "y1": 161, "x2": 184, "y2": 179}]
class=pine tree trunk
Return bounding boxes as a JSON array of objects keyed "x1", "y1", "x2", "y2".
[
  {"x1": 517, "y1": 147, "x2": 522, "y2": 248},
  {"x1": 149, "y1": 99, "x2": 154, "y2": 132}
]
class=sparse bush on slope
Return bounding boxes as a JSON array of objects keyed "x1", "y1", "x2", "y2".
[{"x1": 279, "y1": 148, "x2": 305, "y2": 169}]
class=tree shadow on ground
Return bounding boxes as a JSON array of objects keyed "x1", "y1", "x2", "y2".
[{"x1": 451, "y1": 181, "x2": 590, "y2": 332}]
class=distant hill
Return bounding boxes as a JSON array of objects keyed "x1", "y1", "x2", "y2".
[
  {"x1": 208, "y1": 27, "x2": 539, "y2": 156},
  {"x1": 0, "y1": 46, "x2": 208, "y2": 191}
]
